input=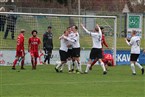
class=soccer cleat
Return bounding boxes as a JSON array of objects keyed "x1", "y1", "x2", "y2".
[
  {"x1": 12, "y1": 67, "x2": 16, "y2": 70},
  {"x1": 55, "y1": 68, "x2": 59, "y2": 73},
  {"x1": 132, "y1": 73, "x2": 136, "y2": 75},
  {"x1": 141, "y1": 68, "x2": 144, "y2": 75},
  {"x1": 103, "y1": 71, "x2": 107, "y2": 75}
]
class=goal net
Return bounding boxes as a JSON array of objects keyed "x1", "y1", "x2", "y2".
[{"x1": 0, "y1": 12, "x2": 117, "y2": 65}]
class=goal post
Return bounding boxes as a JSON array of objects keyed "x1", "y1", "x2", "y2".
[{"x1": 0, "y1": 12, "x2": 117, "y2": 65}]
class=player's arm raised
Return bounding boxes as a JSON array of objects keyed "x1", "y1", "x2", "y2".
[
  {"x1": 81, "y1": 23, "x2": 98, "y2": 36},
  {"x1": 125, "y1": 38, "x2": 132, "y2": 46}
]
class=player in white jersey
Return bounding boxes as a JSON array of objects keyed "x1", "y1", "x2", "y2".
[
  {"x1": 125, "y1": 30, "x2": 144, "y2": 75},
  {"x1": 64, "y1": 25, "x2": 82, "y2": 73},
  {"x1": 55, "y1": 30, "x2": 69, "y2": 72},
  {"x1": 81, "y1": 24, "x2": 107, "y2": 75}
]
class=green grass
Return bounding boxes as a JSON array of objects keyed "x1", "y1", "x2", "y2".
[{"x1": 0, "y1": 65, "x2": 145, "y2": 97}]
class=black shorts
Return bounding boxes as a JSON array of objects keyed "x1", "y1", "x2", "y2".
[
  {"x1": 72, "y1": 48, "x2": 80, "y2": 57},
  {"x1": 59, "y1": 50, "x2": 68, "y2": 61},
  {"x1": 89, "y1": 48, "x2": 103, "y2": 60},
  {"x1": 130, "y1": 54, "x2": 140, "y2": 61},
  {"x1": 67, "y1": 49, "x2": 73, "y2": 58}
]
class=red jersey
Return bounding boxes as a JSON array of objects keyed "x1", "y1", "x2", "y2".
[
  {"x1": 103, "y1": 53, "x2": 114, "y2": 66},
  {"x1": 16, "y1": 33, "x2": 24, "y2": 51},
  {"x1": 102, "y1": 34, "x2": 108, "y2": 48},
  {"x1": 28, "y1": 37, "x2": 41, "y2": 52}
]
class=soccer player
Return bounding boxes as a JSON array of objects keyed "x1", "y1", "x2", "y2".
[
  {"x1": 28, "y1": 30, "x2": 41, "y2": 70},
  {"x1": 89, "y1": 26, "x2": 109, "y2": 70},
  {"x1": 81, "y1": 24, "x2": 107, "y2": 75},
  {"x1": 12, "y1": 29, "x2": 25, "y2": 70},
  {"x1": 55, "y1": 30, "x2": 70, "y2": 72},
  {"x1": 70, "y1": 25, "x2": 82, "y2": 73},
  {"x1": 3, "y1": 8, "x2": 17, "y2": 39},
  {"x1": 102, "y1": 53, "x2": 114, "y2": 70},
  {"x1": 43, "y1": 26, "x2": 53, "y2": 64},
  {"x1": 125, "y1": 30, "x2": 144, "y2": 75}
]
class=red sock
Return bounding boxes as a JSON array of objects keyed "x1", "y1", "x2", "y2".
[
  {"x1": 31, "y1": 58, "x2": 35, "y2": 68},
  {"x1": 21, "y1": 59, "x2": 24, "y2": 68},
  {"x1": 91, "y1": 60, "x2": 97, "y2": 67},
  {"x1": 35, "y1": 58, "x2": 37, "y2": 67},
  {"x1": 13, "y1": 59, "x2": 18, "y2": 67}
]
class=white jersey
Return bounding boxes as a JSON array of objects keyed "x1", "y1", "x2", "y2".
[
  {"x1": 67, "y1": 32, "x2": 76, "y2": 49},
  {"x1": 129, "y1": 36, "x2": 140, "y2": 54},
  {"x1": 59, "y1": 35, "x2": 68, "y2": 52},
  {"x1": 82, "y1": 26, "x2": 102, "y2": 48},
  {"x1": 72, "y1": 32, "x2": 80, "y2": 48}
]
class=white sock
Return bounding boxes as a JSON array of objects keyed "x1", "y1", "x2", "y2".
[
  {"x1": 60, "y1": 64, "x2": 64, "y2": 71},
  {"x1": 131, "y1": 63, "x2": 136, "y2": 73},
  {"x1": 74, "y1": 60, "x2": 79, "y2": 70},
  {"x1": 56, "y1": 63, "x2": 62, "y2": 69},
  {"x1": 85, "y1": 64, "x2": 90, "y2": 73},
  {"x1": 67, "y1": 60, "x2": 71, "y2": 71},
  {"x1": 100, "y1": 62, "x2": 106, "y2": 72},
  {"x1": 78, "y1": 61, "x2": 82, "y2": 72},
  {"x1": 135, "y1": 62, "x2": 143, "y2": 69}
]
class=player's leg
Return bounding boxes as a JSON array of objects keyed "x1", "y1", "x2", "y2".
[
  {"x1": 43, "y1": 49, "x2": 47, "y2": 64},
  {"x1": 3, "y1": 26, "x2": 9, "y2": 39},
  {"x1": 130, "y1": 61, "x2": 136, "y2": 75},
  {"x1": 134, "y1": 54, "x2": 144, "y2": 75},
  {"x1": 84, "y1": 48, "x2": 96, "y2": 73},
  {"x1": 89, "y1": 59, "x2": 97, "y2": 70},
  {"x1": 11, "y1": 26, "x2": 15, "y2": 39},
  {"x1": 12, "y1": 56, "x2": 19, "y2": 70},
  {"x1": 20, "y1": 57, "x2": 25, "y2": 69},
  {"x1": 130, "y1": 54, "x2": 137, "y2": 75},
  {"x1": 55, "y1": 50, "x2": 67, "y2": 72},
  {"x1": 47, "y1": 49, "x2": 52, "y2": 64},
  {"x1": 98, "y1": 59, "x2": 107, "y2": 75}
]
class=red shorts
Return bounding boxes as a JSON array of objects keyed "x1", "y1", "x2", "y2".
[
  {"x1": 16, "y1": 51, "x2": 24, "y2": 57},
  {"x1": 30, "y1": 51, "x2": 39, "y2": 58}
]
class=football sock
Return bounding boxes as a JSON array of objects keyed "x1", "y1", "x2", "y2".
[
  {"x1": 85, "y1": 64, "x2": 91, "y2": 73},
  {"x1": 100, "y1": 62, "x2": 106, "y2": 71},
  {"x1": 56, "y1": 62, "x2": 62, "y2": 69},
  {"x1": 135, "y1": 62, "x2": 143, "y2": 69},
  {"x1": 131, "y1": 63, "x2": 136, "y2": 74},
  {"x1": 21, "y1": 59, "x2": 24, "y2": 68},
  {"x1": 91, "y1": 59, "x2": 97, "y2": 67},
  {"x1": 13, "y1": 59, "x2": 18, "y2": 67},
  {"x1": 78, "y1": 61, "x2": 82, "y2": 72},
  {"x1": 67, "y1": 60, "x2": 71, "y2": 71},
  {"x1": 60, "y1": 64, "x2": 64, "y2": 71}
]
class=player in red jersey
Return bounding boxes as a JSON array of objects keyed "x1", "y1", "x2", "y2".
[
  {"x1": 12, "y1": 29, "x2": 25, "y2": 70},
  {"x1": 28, "y1": 30, "x2": 41, "y2": 70},
  {"x1": 89, "y1": 26, "x2": 109, "y2": 70},
  {"x1": 102, "y1": 53, "x2": 114, "y2": 69}
]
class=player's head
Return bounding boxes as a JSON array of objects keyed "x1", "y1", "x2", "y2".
[
  {"x1": 72, "y1": 25, "x2": 78, "y2": 32},
  {"x1": 131, "y1": 30, "x2": 137, "y2": 36},
  {"x1": 107, "y1": 60, "x2": 112, "y2": 66},
  {"x1": 20, "y1": 29, "x2": 25, "y2": 34},
  {"x1": 67, "y1": 26, "x2": 72, "y2": 33},
  {"x1": 100, "y1": 26, "x2": 104, "y2": 34},
  {"x1": 64, "y1": 30, "x2": 68, "y2": 36},
  {"x1": 47, "y1": 26, "x2": 52, "y2": 32},
  {"x1": 31, "y1": 30, "x2": 38, "y2": 37},
  {"x1": 95, "y1": 27, "x2": 99, "y2": 32}
]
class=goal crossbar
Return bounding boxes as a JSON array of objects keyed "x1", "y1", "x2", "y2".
[{"x1": 0, "y1": 12, "x2": 117, "y2": 19}]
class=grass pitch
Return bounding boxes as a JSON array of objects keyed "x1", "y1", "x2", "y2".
[{"x1": 0, "y1": 65, "x2": 145, "y2": 97}]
